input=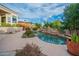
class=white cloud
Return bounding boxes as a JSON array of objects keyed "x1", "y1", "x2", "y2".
[{"x1": 3, "y1": 3, "x2": 67, "y2": 18}]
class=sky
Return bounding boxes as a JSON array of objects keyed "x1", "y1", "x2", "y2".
[{"x1": 3, "y1": 3, "x2": 68, "y2": 24}]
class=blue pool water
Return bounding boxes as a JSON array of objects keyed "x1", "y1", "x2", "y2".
[{"x1": 37, "y1": 32, "x2": 66, "y2": 45}]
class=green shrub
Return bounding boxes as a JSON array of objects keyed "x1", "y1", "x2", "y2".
[
  {"x1": 71, "y1": 33, "x2": 79, "y2": 43},
  {"x1": 32, "y1": 27, "x2": 38, "y2": 31},
  {"x1": 15, "y1": 44, "x2": 45, "y2": 56},
  {"x1": 11, "y1": 23, "x2": 20, "y2": 27},
  {"x1": 0, "y1": 22, "x2": 11, "y2": 27},
  {"x1": 22, "y1": 28, "x2": 35, "y2": 38},
  {"x1": 0, "y1": 22, "x2": 19, "y2": 27}
]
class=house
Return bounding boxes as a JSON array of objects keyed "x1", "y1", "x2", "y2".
[{"x1": 0, "y1": 4, "x2": 18, "y2": 25}]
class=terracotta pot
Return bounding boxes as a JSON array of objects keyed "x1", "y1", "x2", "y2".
[{"x1": 67, "y1": 39, "x2": 79, "y2": 56}]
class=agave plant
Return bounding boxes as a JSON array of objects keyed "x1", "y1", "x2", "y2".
[
  {"x1": 16, "y1": 44, "x2": 45, "y2": 56},
  {"x1": 71, "y1": 33, "x2": 79, "y2": 43}
]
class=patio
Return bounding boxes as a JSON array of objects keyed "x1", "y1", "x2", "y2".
[{"x1": 0, "y1": 31, "x2": 71, "y2": 56}]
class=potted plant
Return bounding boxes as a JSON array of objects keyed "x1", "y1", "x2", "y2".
[{"x1": 67, "y1": 33, "x2": 79, "y2": 55}]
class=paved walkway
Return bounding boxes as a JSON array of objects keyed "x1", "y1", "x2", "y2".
[{"x1": 0, "y1": 31, "x2": 71, "y2": 56}]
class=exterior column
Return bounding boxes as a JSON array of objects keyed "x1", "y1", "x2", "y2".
[
  {"x1": 5, "y1": 14, "x2": 8, "y2": 24},
  {"x1": 10, "y1": 15, "x2": 13, "y2": 25},
  {"x1": 16, "y1": 16, "x2": 18, "y2": 24},
  {"x1": 5, "y1": 14, "x2": 8, "y2": 23},
  {"x1": 0, "y1": 15, "x2": 1, "y2": 26}
]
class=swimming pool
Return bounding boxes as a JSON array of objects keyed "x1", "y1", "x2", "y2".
[{"x1": 37, "y1": 32, "x2": 66, "y2": 45}]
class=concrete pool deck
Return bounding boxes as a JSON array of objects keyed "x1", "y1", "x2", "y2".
[{"x1": 0, "y1": 31, "x2": 71, "y2": 56}]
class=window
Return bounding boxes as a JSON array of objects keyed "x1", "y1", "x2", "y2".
[
  {"x1": 8, "y1": 17, "x2": 11, "y2": 22},
  {"x1": 12, "y1": 16, "x2": 17, "y2": 23}
]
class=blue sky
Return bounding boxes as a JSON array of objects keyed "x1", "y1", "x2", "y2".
[{"x1": 3, "y1": 3, "x2": 68, "y2": 24}]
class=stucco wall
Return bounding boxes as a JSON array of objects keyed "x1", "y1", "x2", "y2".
[{"x1": 0, "y1": 27, "x2": 23, "y2": 33}]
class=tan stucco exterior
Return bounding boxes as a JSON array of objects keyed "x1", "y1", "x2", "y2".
[{"x1": 0, "y1": 4, "x2": 18, "y2": 25}]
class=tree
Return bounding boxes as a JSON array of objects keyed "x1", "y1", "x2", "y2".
[
  {"x1": 43, "y1": 22, "x2": 50, "y2": 28},
  {"x1": 64, "y1": 4, "x2": 79, "y2": 34},
  {"x1": 47, "y1": 20, "x2": 62, "y2": 30},
  {"x1": 35, "y1": 23, "x2": 42, "y2": 28},
  {"x1": 43, "y1": 20, "x2": 62, "y2": 30},
  {"x1": 33, "y1": 23, "x2": 42, "y2": 30}
]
